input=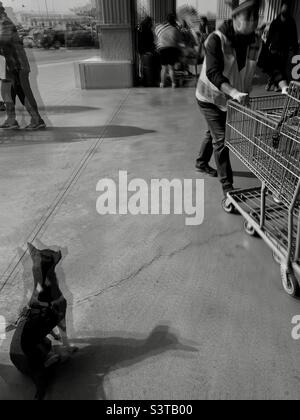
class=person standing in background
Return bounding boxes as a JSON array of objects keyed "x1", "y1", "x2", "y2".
[
  {"x1": 195, "y1": 16, "x2": 210, "y2": 76},
  {"x1": 0, "y1": 52, "x2": 5, "y2": 111},
  {"x1": 138, "y1": 16, "x2": 155, "y2": 57},
  {"x1": 265, "y1": 1, "x2": 298, "y2": 91},
  {"x1": 180, "y1": 19, "x2": 198, "y2": 76},
  {"x1": 137, "y1": 16, "x2": 159, "y2": 87},
  {"x1": 197, "y1": 16, "x2": 210, "y2": 64},
  {"x1": 0, "y1": 2, "x2": 45, "y2": 130},
  {"x1": 155, "y1": 13, "x2": 182, "y2": 89}
]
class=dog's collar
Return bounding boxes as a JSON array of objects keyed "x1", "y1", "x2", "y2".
[{"x1": 30, "y1": 294, "x2": 64, "y2": 309}]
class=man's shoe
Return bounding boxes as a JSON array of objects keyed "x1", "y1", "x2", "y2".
[
  {"x1": 196, "y1": 164, "x2": 218, "y2": 177},
  {"x1": 223, "y1": 185, "x2": 235, "y2": 197},
  {"x1": 25, "y1": 119, "x2": 46, "y2": 131},
  {"x1": 0, "y1": 119, "x2": 20, "y2": 130}
]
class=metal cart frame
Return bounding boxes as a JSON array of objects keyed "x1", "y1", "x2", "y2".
[{"x1": 222, "y1": 82, "x2": 300, "y2": 297}]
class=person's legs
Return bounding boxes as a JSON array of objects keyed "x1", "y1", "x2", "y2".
[
  {"x1": 0, "y1": 78, "x2": 19, "y2": 128},
  {"x1": 17, "y1": 71, "x2": 43, "y2": 124},
  {"x1": 0, "y1": 93, "x2": 5, "y2": 111},
  {"x1": 160, "y1": 65, "x2": 168, "y2": 87},
  {"x1": 169, "y1": 48, "x2": 180, "y2": 87},
  {"x1": 196, "y1": 100, "x2": 215, "y2": 174},
  {"x1": 198, "y1": 101, "x2": 233, "y2": 194},
  {"x1": 159, "y1": 49, "x2": 168, "y2": 88},
  {"x1": 196, "y1": 129, "x2": 217, "y2": 176},
  {"x1": 168, "y1": 65, "x2": 176, "y2": 87}
]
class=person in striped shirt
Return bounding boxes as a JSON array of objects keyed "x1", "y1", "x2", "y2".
[{"x1": 155, "y1": 13, "x2": 182, "y2": 88}]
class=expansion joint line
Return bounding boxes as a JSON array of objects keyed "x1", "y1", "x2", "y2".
[{"x1": 0, "y1": 90, "x2": 131, "y2": 295}]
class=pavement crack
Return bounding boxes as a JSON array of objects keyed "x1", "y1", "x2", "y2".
[
  {"x1": 198, "y1": 228, "x2": 242, "y2": 247},
  {"x1": 75, "y1": 253, "x2": 161, "y2": 306},
  {"x1": 74, "y1": 228, "x2": 241, "y2": 307},
  {"x1": 165, "y1": 242, "x2": 194, "y2": 259}
]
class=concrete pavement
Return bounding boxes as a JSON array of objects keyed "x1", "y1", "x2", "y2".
[{"x1": 0, "y1": 59, "x2": 300, "y2": 400}]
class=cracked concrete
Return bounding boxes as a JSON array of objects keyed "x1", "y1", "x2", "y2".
[{"x1": 74, "y1": 229, "x2": 242, "y2": 307}]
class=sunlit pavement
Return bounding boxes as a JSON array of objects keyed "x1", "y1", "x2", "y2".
[{"x1": 0, "y1": 57, "x2": 300, "y2": 400}]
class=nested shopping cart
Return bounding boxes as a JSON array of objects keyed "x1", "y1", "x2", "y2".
[{"x1": 222, "y1": 82, "x2": 300, "y2": 297}]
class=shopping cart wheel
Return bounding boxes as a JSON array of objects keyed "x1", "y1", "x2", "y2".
[
  {"x1": 280, "y1": 265, "x2": 300, "y2": 297},
  {"x1": 221, "y1": 198, "x2": 235, "y2": 214},
  {"x1": 243, "y1": 221, "x2": 258, "y2": 237}
]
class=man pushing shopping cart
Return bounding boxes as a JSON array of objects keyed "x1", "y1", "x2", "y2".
[{"x1": 195, "y1": 0, "x2": 289, "y2": 194}]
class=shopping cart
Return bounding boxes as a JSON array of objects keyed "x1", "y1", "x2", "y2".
[{"x1": 222, "y1": 82, "x2": 300, "y2": 297}]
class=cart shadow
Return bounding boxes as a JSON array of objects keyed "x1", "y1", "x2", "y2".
[{"x1": 233, "y1": 171, "x2": 257, "y2": 179}]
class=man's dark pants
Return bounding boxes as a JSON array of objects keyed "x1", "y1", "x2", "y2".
[
  {"x1": 1, "y1": 70, "x2": 40, "y2": 121},
  {"x1": 196, "y1": 99, "x2": 233, "y2": 193}
]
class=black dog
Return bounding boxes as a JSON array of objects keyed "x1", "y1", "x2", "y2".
[{"x1": 10, "y1": 243, "x2": 75, "y2": 400}]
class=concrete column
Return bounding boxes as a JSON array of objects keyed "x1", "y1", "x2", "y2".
[
  {"x1": 148, "y1": 0, "x2": 176, "y2": 24},
  {"x1": 97, "y1": 0, "x2": 134, "y2": 61},
  {"x1": 75, "y1": 0, "x2": 135, "y2": 89}
]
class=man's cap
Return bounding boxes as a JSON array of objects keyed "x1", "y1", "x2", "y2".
[{"x1": 225, "y1": 0, "x2": 263, "y2": 16}]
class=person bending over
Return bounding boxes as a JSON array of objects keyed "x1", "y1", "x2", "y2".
[{"x1": 195, "y1": 0, "x2": 288, "y2": 195}]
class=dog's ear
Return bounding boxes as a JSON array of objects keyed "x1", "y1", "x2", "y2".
[
  {"x1": 27, "y1": 242, "x2": 38, "y2": 258},
  {"x1": 53, "y1": 250, "x2": 62, "y2": 266}
]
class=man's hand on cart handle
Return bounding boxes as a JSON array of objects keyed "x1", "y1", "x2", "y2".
[
  {"x1": 231, "y1": 90, "x2": 249, "y2": 106},
  {"x1": 221, "y1": 84, "x2": 249, "y2": 106},
  {"x1": 279, "y1": 81, "x2": 289, "y2": 95}
]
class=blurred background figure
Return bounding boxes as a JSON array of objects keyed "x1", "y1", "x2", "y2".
[
  {"x1": 155, "y1": 13, "x2": 182, "y2": 89},
  {"x1": 138, "y1": 16, "x2": 155, "y2": 57},
  {"x1": 180, "y1": 19, "x2": 198, "y2": 78},
  {"x1": 197, "y1": 16, "x2": 210, "y2": 67},
  {"x1": 265, "y1": 1, "x2": 299, "y2": 91},
  {"x1": 0, "y1": 2, "x2": 45, "y2": 130},
  {"x1": 137, "y1": 16, "x2": 160, "y2": 87},
  {"x1": 0, "y1": 52, "x2": 5, "y2": 111}
]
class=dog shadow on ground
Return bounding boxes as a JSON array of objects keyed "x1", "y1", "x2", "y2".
[
  {"x1": 46, "y1": 325, "x2": 199, "y2": 400},
  {"x1": 0, "y1": 325, "x2": 198, "y2": 400}
]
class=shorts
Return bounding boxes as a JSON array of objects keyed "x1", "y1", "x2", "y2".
[{"x1": 159, "y1": 47, "x2": 180, "y2": 66}]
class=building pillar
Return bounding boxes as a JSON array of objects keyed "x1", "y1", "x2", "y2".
[
  {"x1": 75, "y1": 0, "x2": 135, "y2": 89},
  {"x1": 136, "y1": 0, "x2": 176, "y2": 23},
  {"x1": 96, "y1": 0, "x2": 135, "y2": 61},
  {"x1": 148, "y1": 0, "x2": 176, "y2": 24}
]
